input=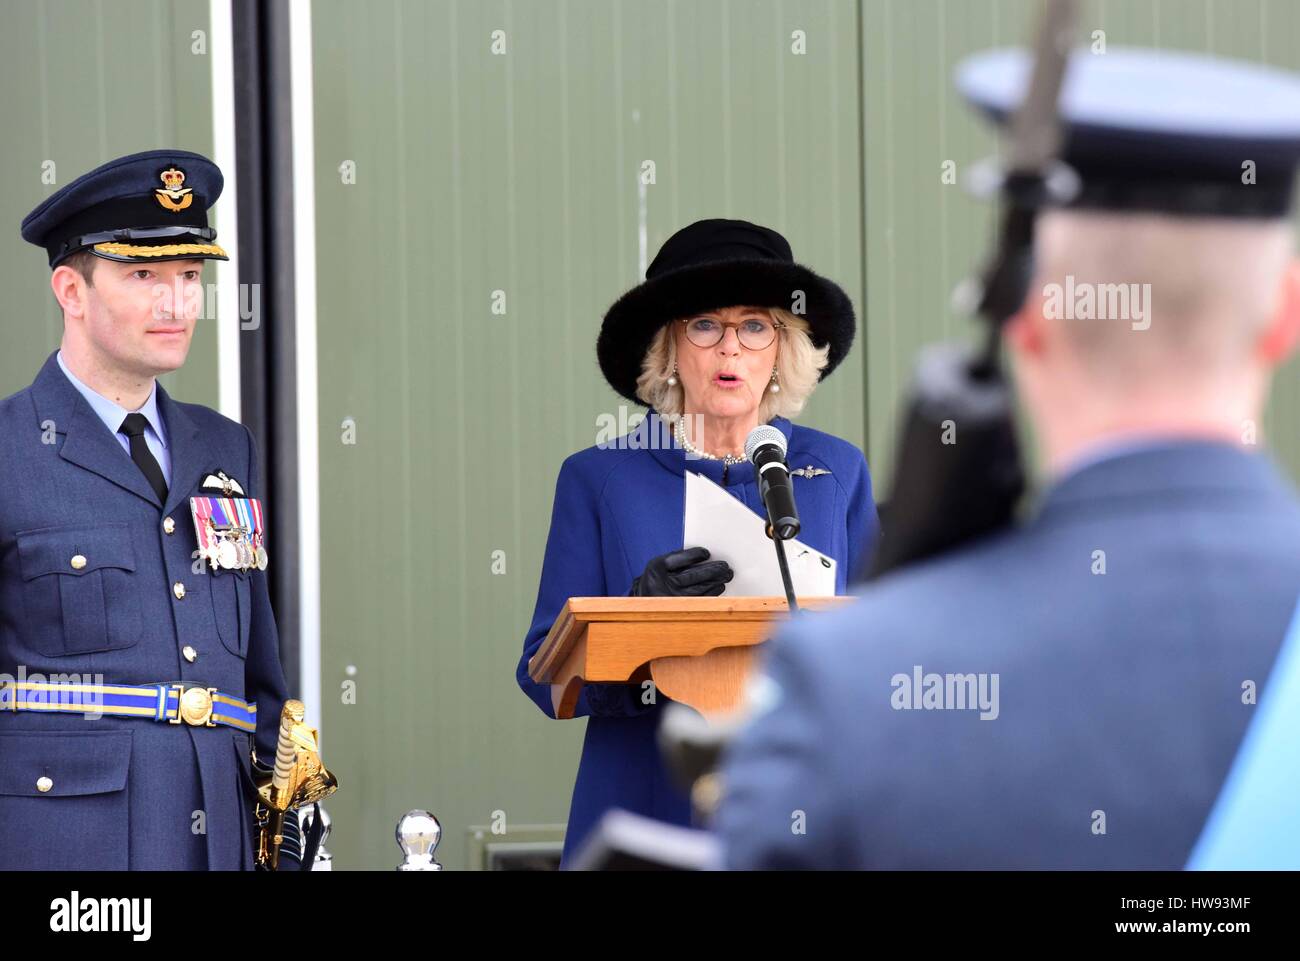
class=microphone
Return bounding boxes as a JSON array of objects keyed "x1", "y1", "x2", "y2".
[{"x1": 745, "y1": 425, "x2": 800, "y2": 540}]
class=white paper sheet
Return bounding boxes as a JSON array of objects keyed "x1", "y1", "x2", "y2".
[{"x1": 683, "y1": 470, "x2": 836, "y2": 597}]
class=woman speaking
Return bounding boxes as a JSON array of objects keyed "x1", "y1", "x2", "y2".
[{"x1": 516, "y1": 218, "x2": 878, "y2": 866}]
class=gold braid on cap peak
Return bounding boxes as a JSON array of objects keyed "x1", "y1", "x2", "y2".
[{"x1": 92, "y1": 241, "x2": 228, "y2": 258}]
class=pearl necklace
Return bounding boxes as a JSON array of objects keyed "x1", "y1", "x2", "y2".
[{"x1": 674, "y1": 417, "x2": 746, "y2": 465}]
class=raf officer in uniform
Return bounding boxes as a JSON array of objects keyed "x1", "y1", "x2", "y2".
[
  {"x1": 716, "y1": 48, "x2": 1300, "y2": 868},
  {"x1": 0, "y1": 150, "x2": 291, "y2": 869}
]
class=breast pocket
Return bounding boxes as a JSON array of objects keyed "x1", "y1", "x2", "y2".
[
  {"x1": 210, "y1": 571, "x2": 251, "y2": 658},
  {"x1": 15, "y1": 524, "x2": 142, "y2": 657},
  {"x1": 0, "y1": 730, "x2": 132, "y2": 871}
]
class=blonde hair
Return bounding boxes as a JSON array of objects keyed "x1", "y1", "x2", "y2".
[{"x1": 634, "y1": 307, "x2": 830, "y2": 422}]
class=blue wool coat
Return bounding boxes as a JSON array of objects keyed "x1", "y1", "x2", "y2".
[
  {"x1": 0, "y1": 352, "x2": 290, "y2": 870},
  {"x1": 516, "y1": 410, "x2": 877, "y2": 866}
]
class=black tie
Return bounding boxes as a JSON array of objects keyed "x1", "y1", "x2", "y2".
[{"x1": 119, "y1": 413, "x2": 168, "y2": 504}]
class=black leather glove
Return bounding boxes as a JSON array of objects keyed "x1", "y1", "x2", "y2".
[
  {"x1": 583, "y1": 681, "x2": 655, "y2": 717},
  {"x1": 629, "y1": 546, "x2": 734, "y2": 597}
]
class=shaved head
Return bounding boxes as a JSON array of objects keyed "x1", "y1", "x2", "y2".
[
  {"x1": 1034, "y1": 209, "x2": 1294, "y2": 381},
  {"x1": 1007, "y1": 209, "x2": 1300, "y2": 475}
]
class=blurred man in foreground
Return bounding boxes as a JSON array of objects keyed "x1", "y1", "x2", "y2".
[{"x1": 716, "y1": 46, "x2": 1300, "y2": 869}]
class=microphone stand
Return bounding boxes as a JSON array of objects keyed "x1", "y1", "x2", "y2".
[{"x1": 765, "y1": 511, "x2": 800, "y2": 614}]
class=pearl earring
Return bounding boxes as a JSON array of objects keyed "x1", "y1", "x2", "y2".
[
  {"x1": 667, "y1": 363, "x2": 678, "y2": 387},
  {"x1": 769, "y1": 366, "x2": 780, "y2": 394}
]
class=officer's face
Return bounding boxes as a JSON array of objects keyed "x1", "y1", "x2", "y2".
[
  {"x1": 81, "y1": 259, "x2": 204, "y2": 377},
  {"x1": 674, "y1": 305, "x2": 781, "y2": 421}
]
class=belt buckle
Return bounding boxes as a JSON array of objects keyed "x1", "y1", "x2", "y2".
[{"x1": 169, "y1": 684, "x2": 218, "y2": 727}]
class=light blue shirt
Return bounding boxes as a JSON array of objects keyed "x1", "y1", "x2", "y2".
[
  {"x1": 1188, "y1": 596, "x2": 1300, "y2": 869},
  {"x1": 56, "y1": 350, "x2": 171, "y2": 484}
]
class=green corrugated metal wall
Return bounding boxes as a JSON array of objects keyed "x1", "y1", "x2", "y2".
[
  {"x1": 862, "y1": 0, "x2": 1300, "y2": 483},
  {"x1": 310, "y1": 0, "x2": 1300, "y2": 871},
  {"x1": 0, "y1": 0, "x2": 218, "y2": 405},
  {"x1": 2, "y1": 0, "x2": 1299, "y2": 871},
  {"x1": 309, "y1": 0, "x2": 865, "y2": 869}
]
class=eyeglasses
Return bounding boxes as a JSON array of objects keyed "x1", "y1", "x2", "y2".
[{"x1": 680, "y1": 315, "x2": 785, "y2": 351}]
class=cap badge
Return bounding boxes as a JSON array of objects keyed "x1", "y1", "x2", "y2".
[{"x1": 155, "y1": 167, "x2": 194, "y2": 213}]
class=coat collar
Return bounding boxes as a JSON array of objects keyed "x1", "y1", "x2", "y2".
[
  {"x1": 639, "y1": 408, "x2": 793, "y2": 487},
  {"x1": 1035, "y1": 439, "x2": 1293, "y2": 521},
  {"x1": 30, "y1": 350, "x2": 201, "y2": 513},
  {"x1": 55, "y1": 349, "x2": 168, "y2": 449}
]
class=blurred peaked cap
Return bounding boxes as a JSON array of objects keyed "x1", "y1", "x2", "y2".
[
  {"x1": 956, "y1": 46, "x2": 1300, "y2": 218},
  {"x1": 20, "y1": 148, "x2": 228, "y2": 267}
]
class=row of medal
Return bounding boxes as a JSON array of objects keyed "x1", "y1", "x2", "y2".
[{"x1": 190, "y1": 495, "x2": 269, "y2": 572}]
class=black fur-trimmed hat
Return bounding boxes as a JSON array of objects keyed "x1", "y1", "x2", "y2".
[{"x1": 596, "y1": 219, "x2": 856, "y2": 404}]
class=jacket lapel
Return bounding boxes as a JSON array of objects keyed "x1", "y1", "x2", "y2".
[
  {"x1": 31, "y1": 352, "x2": 161, "y2": 508},
  {"x1": 157, "y1": 383, "x2": 204, "y2": 519}
]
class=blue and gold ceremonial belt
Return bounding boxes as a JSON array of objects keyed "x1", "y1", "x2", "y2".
[{"x1": 0, "y1": 681, "x2": 256, "y2": 732}]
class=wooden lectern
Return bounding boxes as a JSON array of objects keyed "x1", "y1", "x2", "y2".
[{"x1": 528, "y1": 596, "x2": 855, "y2": 719}]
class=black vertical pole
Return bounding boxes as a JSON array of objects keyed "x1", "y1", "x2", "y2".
[{"x1": 231, "y1": 0, "x2": 300, "y2": 692}]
